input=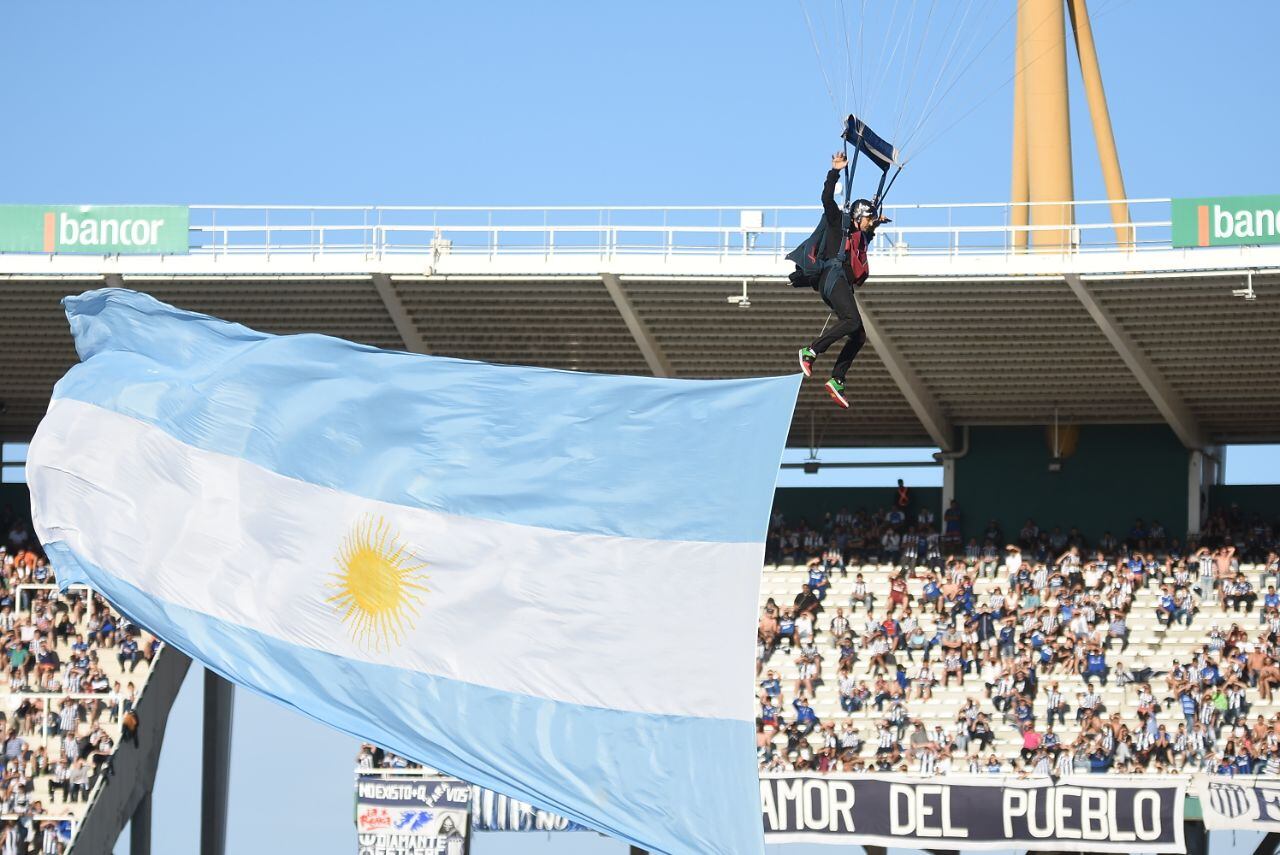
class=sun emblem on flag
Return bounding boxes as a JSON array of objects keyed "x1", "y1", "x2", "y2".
[{"x1": 327, "y1": 515, "x2": 429, "y2": 650}]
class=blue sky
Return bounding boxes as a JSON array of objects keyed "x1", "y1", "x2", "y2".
[{"x1": 2, "y1": 1, "x2": 1279, "y2": 853}]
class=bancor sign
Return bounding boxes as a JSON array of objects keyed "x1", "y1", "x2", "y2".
[
  {"x1": 1172, "y1": 194, "x2": 1280, "y2": 248},
  {"x1": 0, "y1": 205, "x2": 188, "y2": 254}
]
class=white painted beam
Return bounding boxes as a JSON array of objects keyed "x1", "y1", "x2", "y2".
[
  {"x1": 371, "y1": 273, "x2": 428, "y2": 354},
  {"x1": 1064, "y1": 272, "x2": 1207, "y2": 448},
  {"x1": 600, "y1": 272, "x2": 674, "y2": 378},
  {"x1": 858, "y1": 300, "x2": 955, "y2": 452}
]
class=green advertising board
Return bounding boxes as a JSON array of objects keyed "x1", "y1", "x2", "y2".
[
  {"x1": 1172, "y1": 194, "x2": 1280, "y2": 248},
  {"x1": 0, "y1": 205, "x2": 188, "y2": 254}
]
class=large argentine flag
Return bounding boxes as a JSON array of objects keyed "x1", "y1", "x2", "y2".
[{"x1": 28, "y1": 289, "x2": 799, "y2": 855}]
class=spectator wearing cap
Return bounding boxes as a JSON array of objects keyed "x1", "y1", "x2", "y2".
[
  {"x1": 806, "y1": 559, "x2": 831, "y2": 603},
  {"x1": 792, "y1": 696, "x2": 819, "y2": 736}
]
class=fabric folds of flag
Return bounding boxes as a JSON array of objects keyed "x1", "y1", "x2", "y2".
[{"x1": 27, "y1": 289, "x2": 800, "y2": 855}]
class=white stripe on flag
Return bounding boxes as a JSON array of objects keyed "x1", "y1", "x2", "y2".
[{"x1": 30, "y1": 398, "x2": 761, "y2": 720}]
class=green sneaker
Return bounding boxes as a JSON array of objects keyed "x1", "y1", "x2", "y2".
[
  {"x1": 798, "y1": 347, "x2": 816, "y2": 377},
  {"x1": 825, "y1": 378, "x2": 849, "y2": 409}
]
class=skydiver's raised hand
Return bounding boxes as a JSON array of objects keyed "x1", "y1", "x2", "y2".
[{"x1": 832, "y1": 152, "x2": 848, "y2": 171}]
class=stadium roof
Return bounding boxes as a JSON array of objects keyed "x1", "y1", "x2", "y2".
[{"x1": 3, "y1": 202, "x2": 1279, "y2": 450}]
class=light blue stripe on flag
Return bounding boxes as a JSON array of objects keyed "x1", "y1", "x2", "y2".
[
  {"x1": 45, "y1": 542, "x2": 765, "y2": 855},
  {"x1": 52, "y1": 289, "x2": 799, "y2": 543}
]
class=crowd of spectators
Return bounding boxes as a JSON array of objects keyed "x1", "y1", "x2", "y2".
[
  {"x1": 758, "y1": 496, "x2": 1280, "y2": 779},
  {"x1": 0, "y1": 505, "x2": 152, "y2": 853}
]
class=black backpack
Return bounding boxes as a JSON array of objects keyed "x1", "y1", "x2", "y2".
[{"x1": 785, "y1": 217, "x2": 828, "y2": 291}]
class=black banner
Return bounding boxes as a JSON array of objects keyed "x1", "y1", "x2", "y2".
[{"x1": 761, "y1": 774, "x2": 1185, "y2": 852}]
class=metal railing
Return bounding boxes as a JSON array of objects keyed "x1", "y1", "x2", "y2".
[
  {"x1": 184, "y1": 198, "x2": 1175, "y2": 260},
  {"x1": 0, "y1": 814, "x2": 77, "y2": 844},
  {"x1": 23, "y1": 692, "x2": 129, "y2": 738},
  {"x1": 14, "y1": 584, "x2": 91, "y2": 607}
]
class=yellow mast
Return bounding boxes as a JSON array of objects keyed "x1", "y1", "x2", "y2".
[
  {"x1": 1020, "y1": 0, "x2": 1075, "y2": 251},
  {"x1": 1067, "y1": 0, "x2": 1133, "y2": 245},
  {"x1": 1011, "y1": 0, "x2": 1030, "y2": 250}
]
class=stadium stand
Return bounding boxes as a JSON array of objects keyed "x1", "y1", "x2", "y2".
[
  {"x1": 0, "y1": 505, "x2": 163, "y2": 853},
  {"x1": 757, "y1": 500, "x2": 1280, "y2": 778}
]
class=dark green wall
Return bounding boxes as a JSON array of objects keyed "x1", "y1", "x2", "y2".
[
  {"x1": 773, "y1": 487, "x2": 943, "y2": 527},
  {"x1": 4, "y1": 456, "x2": 1273, "y2": 547},
  {"x1": 954, "y1": 425, "x2": 1189, "y2": 545},
  {"x1": 0, "y1": 483, "x2": 29, "y2": 520},
  {"x1": 1211, "y1": 484, "x2": 1280, "y2": 520}
]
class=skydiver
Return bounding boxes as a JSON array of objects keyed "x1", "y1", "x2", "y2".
[{"x1": 797, "y1": 152, "x2": 889, "y2": 409}]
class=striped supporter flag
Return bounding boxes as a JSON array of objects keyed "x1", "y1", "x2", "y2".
[{"x1": 26, "y1": 289, "x2": 800, "y2": 855}]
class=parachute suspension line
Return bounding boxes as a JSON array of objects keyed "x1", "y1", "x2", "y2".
[
  {"x1": 1094, "y1": 0, "x2": 1137, "y2": 22},
  {"x1": 883, "y1": 0, "x2": 918, "y2": 139},
  {"x1": 897, "y1": 0, "x2": 982, "y2": 147},
  {"x1": 838, "y1": 0, "x2": 856, "y2": 116},
  {"x1": 855, "y1": 0, "x2": 867, "y2": 119},
  {"x1": 864, "y1": 0, "x2": 905, "y2": 118},
  {"x1": 890, "y1": 0, "x2": 940, "y2": 148},
  {"x1": 798, "y1": 0, "x2": 843, "y2": 121},
  {"x1": 877, "y1": 165, "x2": 904, "y2": 211},
  {"x1": 902, "y1": 0, "x2": 1084, "y2": 164},
  {"x1": 898, "y1": 0, "x2": 1007, "y2": 159},
  {"x1": 902, "y1": 17, "x2": 1075, "y2": 165},
  {"x1": 897, "y1": 0, "x2": 988, "y2": 156},
  {"x1": 844, "y1": 135, "x2": 859, "y2": 191},
  {"x1": 897, "y1": 0, "x2": 1032, "y2": 163}
]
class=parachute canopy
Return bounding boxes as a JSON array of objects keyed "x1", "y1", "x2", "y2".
[{"x1": 842, "y1": 115, "x2": 898, "y2": 173}]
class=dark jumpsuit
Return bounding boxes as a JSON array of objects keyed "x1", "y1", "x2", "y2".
[{"x1": 809, "y1": 168, "x2": 870, "y2": 383}]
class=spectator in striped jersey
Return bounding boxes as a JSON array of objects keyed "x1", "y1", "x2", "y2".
[
  {"x1": 794, "y1": 646, "x2": 821, "y2": 697},
  {"x1": 942, "y1": 650, "x2": 964, "y2": 688},
  {"x1": 1222, "y1": 573, "x2": 1258, "y2": 613},
  {"x1": 874, "y1": 722, "x2": 896, "y2": 755},
  {"x1": 849, "y1": 574, "x2": 873, "y2": 612},
  {"x1": 37, "y1": 820, "x2": 62, "y2": 855},
  {"x1": 913, "y1": 660, "x2": 937, "y2": 700}
]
